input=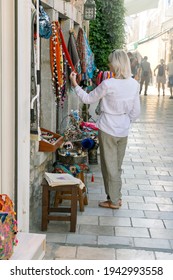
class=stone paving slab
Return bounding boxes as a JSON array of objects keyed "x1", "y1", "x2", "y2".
[
  {"x1": 98, "y1": 235, "x2": 134, "y2": 247},
  {"x1": 79, "y1": 225, "x2": 114, "y2": 236},
  {"x1": 100, "y1": 216, "x2": 131, "y2": 227},
  {"x1": 163, "y1": 220, "x2": 173, "y2": 229},
  {"x1": 128, "y1": 202, "x2": 158, "y2": 211},
  {"x1": 44, "y1": 244, "x2": 173, "y2": 260},
  {"x1": 144, "y1": 210, "x2": 173, "y2": 220},
  {"x1": 144, "y1": 196, "x2": 172, "y2": 204},
  {"x1": 115, "y1": 226, "x2": 150, "y2": 238},
  {"x1": 112, "y1": 209, "x2": 145, "y2": 218},
  {"x1": 76, "y1": 246, "x2": 116, "y2": 260},
  {"x1": 116, "y1": 249, "x2": 156, "y2": 260},
  {"x1": 149, "y1": 228, "x2": 173, "y2": 239},
  {"x1": 131, "y1": 218, "x2": 164, "y2": 228},
  {"x1": 77, "y1": 215, "x2": 99, "y2": 225},
  {"x1": 134, "y1": 238, "x2": 171, "y2": 250},
  {"x1": 66, "y1": 234, "x2": 97, "y2": 245}
]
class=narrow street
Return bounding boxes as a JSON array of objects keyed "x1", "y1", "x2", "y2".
[{"x1": 40, "y1": 85, "x2": 173, "y2": 260}]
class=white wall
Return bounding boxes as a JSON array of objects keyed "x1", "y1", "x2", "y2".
[
  {"x1": 0, "y1": 0, "x2": 15, "y2": 197},
  {"x1": 0, "y1": 0, "x2": 31, "y2": 232},
  {"x1": 17, "y1": 0, "x2": 32, "y2": 232}
]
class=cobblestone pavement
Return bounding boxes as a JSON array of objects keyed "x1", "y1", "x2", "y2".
[{"x1": 42, "y1": 87, "x2": 173, "y2": 260}]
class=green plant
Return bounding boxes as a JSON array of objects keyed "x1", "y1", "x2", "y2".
[{"x1": 89, "y1": 0, "x2": 126, "y2": 70}]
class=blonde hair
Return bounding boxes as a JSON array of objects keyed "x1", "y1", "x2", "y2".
[{"x1": 108, "y1": 49, "x2": 131, "y2": 79}]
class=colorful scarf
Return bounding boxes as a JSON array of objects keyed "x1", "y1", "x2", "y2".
[
  {"x1": 96, "y1": 71, "x2": 115, "y2": 85},
  {"x1": 68, "y1": 31, "x2": 82, "y2": 82},
  {"x1": 76, "y1": 28, "x2": 87, "y2": 75},
  {"x1": 83, "y1": 31, "x2": 96, "y2": 79}
]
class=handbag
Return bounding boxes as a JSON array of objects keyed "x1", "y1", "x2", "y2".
[
  {"x1": 0, "y1": 194, "x2": 18, "y2": 260},
  {"x1": 95, "y1": 100, "x2": 102, "y2": 115}
]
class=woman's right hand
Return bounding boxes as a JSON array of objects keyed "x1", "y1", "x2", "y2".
[{"x1": 69, "y1": 71, "x2": 78, "y2": 87}]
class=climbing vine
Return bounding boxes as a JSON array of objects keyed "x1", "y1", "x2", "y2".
[{"x1": 89, "y1": 0, "x2": 126, "y2": 70}]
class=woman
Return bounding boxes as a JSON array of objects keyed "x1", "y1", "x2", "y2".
[
  {"x1": 154, "y1": 59, "x2": 166, "y2": 96},
  {"x1": 70, "y1": 49, "x2": 140, "y2": 209}
]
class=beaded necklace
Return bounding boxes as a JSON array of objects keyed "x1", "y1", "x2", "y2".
[{"x1": 50, "y1": 21, "x2": 75, "y2": 107}]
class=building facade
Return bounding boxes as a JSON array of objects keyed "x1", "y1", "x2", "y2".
[
  {"x1": 0, "y1": 0, "x2": 86, "y2": 232},
  {"x1": 1, "y1": 0, "x2": 163, "y2": 236}
]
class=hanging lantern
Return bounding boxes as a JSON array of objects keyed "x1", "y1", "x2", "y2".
[{"x1": 84, "y1": 0, "x2": 96, "y2": 20}]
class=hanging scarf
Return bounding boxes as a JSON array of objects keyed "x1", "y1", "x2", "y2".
[
  {"x1": 68, "y1": 31, "x2": 81, "y2": 75},
  {"x1": 58, "y1": 24, "x2": 75, "y2": 72},
  {"x1": 76, "y1": 28, "x2": 87, "y2": 75},
  {"x1": 76, "y1": 28, "x2": 96, "y2": 81},
  {"x1": 83, "y1": 31, "x2": 96, "y2": 79},
  {"x1": 96, "y1": 71, "x2": 115, "y2": 86},
  {"x1": 50, "y1": 21, "x2": 75, "y2": 106},
  {"x1": 96, "y1": 71, "x2": 103, "y2": 86},
  {"x1": 39, "y1": 5, "x2": 52, "y2": 39}
]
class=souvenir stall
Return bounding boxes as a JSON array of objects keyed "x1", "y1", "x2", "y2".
[
  {"x1": 54, "y1": 109, "x2": 99, "y2": 181},
  {"x1": 47, "y1": 22, "x2": 98, "y2": 181},
  {"x1": 30, "y1": 1, "x2": 99, "y2": 173},
  {"x1": 40, "y1": 18, "x2": 99, "y2": 232},
  {"x1": 29, "y1": 1, "x2": 98, "y2": 233}
]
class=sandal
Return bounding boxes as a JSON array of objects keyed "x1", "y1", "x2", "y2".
[
  {"x1": 99, "y1": 200, "x2": 120, "y2": 209},
  {"x1": 107, "y1": 196, "x2": 122, "y2": 207}
]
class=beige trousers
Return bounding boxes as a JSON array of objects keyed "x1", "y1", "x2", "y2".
[{"x1": 98, "y1": 130, "x2": 128, "y2": 204}]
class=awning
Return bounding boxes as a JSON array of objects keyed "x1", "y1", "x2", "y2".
[
  {"x1": 162, "y1": 17, "x2": 173, "y2": 31},
  {"x1": 124, "y1": 0, "x2": 159, "y2": 16}
]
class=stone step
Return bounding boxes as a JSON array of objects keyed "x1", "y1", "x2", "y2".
[{"x1": 10, "y1": 232, "x2": 46, "y2": 260}]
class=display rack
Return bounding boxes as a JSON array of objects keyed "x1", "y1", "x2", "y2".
[{"x1": 39, "y1": 128, "x2": 64, "y2": 152}]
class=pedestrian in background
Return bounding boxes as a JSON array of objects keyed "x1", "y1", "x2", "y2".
[
  {"x1": 127, "y1": 52, "x2": 140, "y2": 81},
  {"x1": 70, "y1": 49, "x2": 140, "y2": 209},
  {"x1": 167, "y1": 55, "x2": 173, "y2": 99},
  {"x1": 154, "y1": 59, "x2": 166, "y2": 96},
  {"x1": 139, "y1": 56, "x2": 152, "y2": 95}
]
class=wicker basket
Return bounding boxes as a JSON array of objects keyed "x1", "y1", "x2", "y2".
[{"x1": 57, "y1": 150, "x2": 88, "y2": 165}]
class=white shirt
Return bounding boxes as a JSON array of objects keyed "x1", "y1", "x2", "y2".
[{"x1": 74, "y1": 77, "x2": 140, "y2": 137}]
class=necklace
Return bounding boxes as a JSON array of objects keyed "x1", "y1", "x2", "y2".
[{"x1": 50, "y1": 21, "x2": 75, "y2": 107}]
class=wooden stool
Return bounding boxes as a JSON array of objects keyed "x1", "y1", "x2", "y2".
[
  {"x1": 41, "y1": 179, "x2": 78, "y2": 232},
  {"x1": 54, "y1": 185, "x2": 88, "y2": 212},
  {"x1": 54, "y1": 171, "x2": 88, "y2": 212}
]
